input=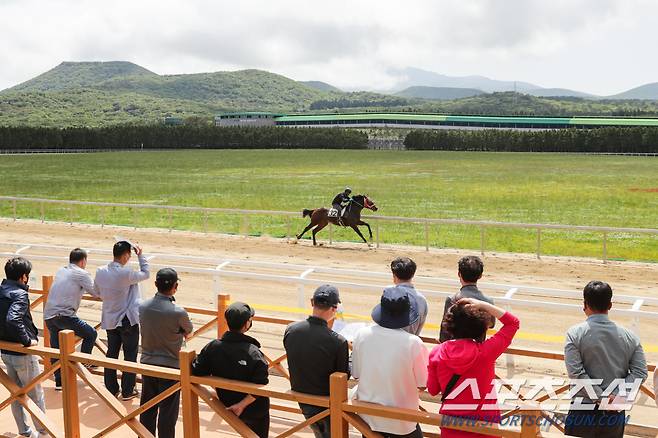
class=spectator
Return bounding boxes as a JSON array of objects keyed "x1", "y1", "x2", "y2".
[
  {"x1": 439, "y1": 256, "x2": 494, "y2": 342},
  {"x1": 428, "y1": 298, "x2": 519, "y2": 438},
  {"x1": 44, "y1": 248, "x2": 98, "y2": 390},
  {"x1": 564, "y1": 281, "x2": 647, "y2": 438},
  {"x1": 390, "y1": 257, "x2": 427, "y2": 336},
  {"x1": 0, "y1": 257, "x2": 47, "y2": 437},
  {"x1": 93, "y1": 240, "x2": 149, "y2": 400},
  {"x1": 192, "y1": 302, "x2": 269, "y2": 438},
  {"x1": 139, "y1": 268, "x2": 192, "y2": 438},
  {"x1": 284, "y1": 285, "x2": 349, "y2": 438},
  {"x1": 352, "y1": 285, "x2": 428, "y2": 438}
]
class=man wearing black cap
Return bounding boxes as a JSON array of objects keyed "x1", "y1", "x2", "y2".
[
  {"x1": 139, "y1": 268, "x2": 193, "y2": 438},
  {"x1": 192, "y1": 301, "x2": 270, "y2": 438},
  {"x1": 352, "y1": 286, "x2": 429, "y2": 438},
  {"x1": 283, "y1": 285, "x2": 350, "y2": 438}
]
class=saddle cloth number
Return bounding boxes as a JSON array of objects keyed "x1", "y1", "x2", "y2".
[{"x1": 328, "y1": 208, "x2": 339, "y2": 218}]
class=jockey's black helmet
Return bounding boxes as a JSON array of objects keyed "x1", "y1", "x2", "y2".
[{"x1": 344, "y1": 187, "x2": 352, "y2": 194}]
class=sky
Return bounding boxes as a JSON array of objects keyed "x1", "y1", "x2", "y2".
[{"x1": 0, "y1": 0, "x2": 656, "y2": 95}]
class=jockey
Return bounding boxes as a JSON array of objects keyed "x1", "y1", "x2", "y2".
[{"x1": 332, "y1": 187, "x2": 352, "y2": 219}]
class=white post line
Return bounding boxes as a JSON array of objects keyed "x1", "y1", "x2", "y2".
[
  {"x1": 298, "y1": 268, "x2": 315, "y2": 309},
  {"x1": 504, "y1": 287, "x2": 518, "y2": 375},
  {"x1": 15, "y1": 245, "x2": 32, "y2": 255},
  {"x1": 213, "y1": 261, "x2": 232, "y2": 305},
  {"x1": 630, "y1": 299, "x2": 645, "y2": 337}
]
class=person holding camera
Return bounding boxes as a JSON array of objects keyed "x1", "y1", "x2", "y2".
[{"x1": 93, "y1": 241, "x2": 149, "y2": 400}]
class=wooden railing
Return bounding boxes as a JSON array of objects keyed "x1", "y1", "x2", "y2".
[
  {"x1": 0, "y1": 332, "x2": 557, "y2": 438},
  {"x1": 0, "y1": 275, "x2": 653, "y2": 437}
]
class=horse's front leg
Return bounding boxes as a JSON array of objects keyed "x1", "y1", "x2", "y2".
[
  {"x1": 350, "y1": 225, "x2": 368, "y2": 244},
  {"x1": 358, "y1": 220, "x2": 373, "y2": 239}
]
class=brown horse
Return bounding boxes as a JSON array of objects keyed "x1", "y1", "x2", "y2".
[{"x1": 296, "y1": 194, "x2": 378, "y2": 245}]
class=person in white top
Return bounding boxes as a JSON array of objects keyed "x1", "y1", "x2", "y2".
[{"x1": 352, "y1": 285, "x2": 429, "y2": 437}]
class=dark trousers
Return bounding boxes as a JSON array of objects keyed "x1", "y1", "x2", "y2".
[
  {"x1": 140, "y1": 375, "x2": 180, "y2": 438},
  {"x1": 46, "y1": 316, "x2": 98, "y2": 386},
  {"x1": 565, "y1": 406, "x2": 626, "y2": 438},
  {"x1": 240, "y1": 410, "x2": 270, "y2": 438},
  {"x1": 104, "y1": 316, "x2": 139, "y2": 397},
  {"x1": 364, "y1": 424, "x2": 423, "y2": 438},
  {"x1": 299, "y1": 403, "x2": 331, "y2": 438}
]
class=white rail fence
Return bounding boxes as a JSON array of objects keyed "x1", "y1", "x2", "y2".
[
  {"x1": 2, "y1": 196, "x2": 657, "y2": 262},
  {"x1": 2, "y1": 242, "x2": 657, "y2": 340}
]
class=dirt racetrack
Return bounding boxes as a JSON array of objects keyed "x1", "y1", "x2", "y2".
[{"x1": 0, "y1": 218, "x2": 656, "y2": 434}]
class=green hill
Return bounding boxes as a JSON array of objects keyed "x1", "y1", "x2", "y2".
[
  {"x1": 396, "y1": 86, "x2": 484, "y2": 100},
  {"x1": 1, "y1": 62, "x2": 338, "y2": 126},
  {"x1": 2, "y1": 61, "x2": 658, "y2": 127},
  {"x1": 299, "y1": 80, "x2": 341, "y2": 92},
  {"x1": 610, "y1": 82, "x2": 658, "y2": 100},
  {"x1": 9, "y1": 61, "x2": 157, "y2": 92}
]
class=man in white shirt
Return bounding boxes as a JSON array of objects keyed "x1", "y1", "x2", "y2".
[
  {"x1": 352, "y1": 285, "x2": 429, "y2": 437},
  {"x1": 44, "y1": 248, "x2": 98, "y2": 390},
  {"x1": 93, "y1": 241, "x2": 149, "y2": 400}
]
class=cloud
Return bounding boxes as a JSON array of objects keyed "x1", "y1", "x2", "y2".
[{"x1": 0, "y1": 0, "x2": 655, "y2": 95}]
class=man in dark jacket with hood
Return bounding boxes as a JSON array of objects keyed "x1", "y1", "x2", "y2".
[
  {"x1": 0, "y1": 257, "x2": 47, "y2": 437},
  {"x1": 192, "y1": 302, "x2": 269, "y2": 438}
]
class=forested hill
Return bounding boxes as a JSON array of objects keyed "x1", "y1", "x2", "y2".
[{"x1": 1, "y1": 61, "x2": 658, "y2": 127}]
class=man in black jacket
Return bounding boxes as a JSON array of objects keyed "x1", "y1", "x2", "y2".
[
  {"x1": 0, "y1": 257, "x2": 47, "y2": 437},
  {"x1": 284, "y1": 285, "x2": 350, "y2": 438},
  {"x1": 192, "y1": 302, "x2": 269, "y2": 438}
]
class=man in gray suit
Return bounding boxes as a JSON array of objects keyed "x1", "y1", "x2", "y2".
[{"x1": 439, "y1": 255, "x2": 494, "y2": 342}]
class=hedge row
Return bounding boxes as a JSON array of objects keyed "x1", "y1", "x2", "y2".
[
  {"x1": 404, "y1": 127, "x2": 658, "y2": 153},
  {"x1": 0, "y1": 125, "x2": 368, "y2": 150}
]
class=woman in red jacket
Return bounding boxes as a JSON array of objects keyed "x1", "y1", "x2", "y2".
[{"x1": 427, "y1": 298, "x2": 520, "y2": 438}]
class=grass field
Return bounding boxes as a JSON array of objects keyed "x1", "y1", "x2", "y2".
[{"x1": 0, "y1": 150, "x2": 656, "y2": 261}]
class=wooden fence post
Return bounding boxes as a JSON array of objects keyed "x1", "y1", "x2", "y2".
[
  {"x1": 519, "y1": 407, "x2": 542, "y2": 438},
  {"x1": 217, "y1": 294, "x2": 230, "y2": 339},
  {"x1": 60, "y1": 330, "x2": 81, "y2": 438},
  {"x1": 330, "y1": 372, "x2": 348, "y2": 438},
  {"x1": 180, "y1": 349, "x2": 200, "y2": 438},
  {"x1": 41, "y1": 276, "x2": 54, "y2": 354}
]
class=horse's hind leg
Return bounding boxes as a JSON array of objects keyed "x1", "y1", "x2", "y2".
[
  {"x1": 312, "y1": 223, "x2": 328, "y2": 246},
  {"x1": 350, "y1": 225, "x2": 368, "y2": 244},
  {"x1": 296, "y1": 223, "x2": 315, "y2": 240}
]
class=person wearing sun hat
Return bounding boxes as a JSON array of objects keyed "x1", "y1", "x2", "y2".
[
  {"x1": 192, "y1": 301, "x2": 270, "y2": 438},
  {"x1": 351, "y1": 285, "x2": 429, "y2": 438}
]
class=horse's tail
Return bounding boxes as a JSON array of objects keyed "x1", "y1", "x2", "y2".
[{"x1": 302, "y1": 209, "x2": 314, "y2": 218}]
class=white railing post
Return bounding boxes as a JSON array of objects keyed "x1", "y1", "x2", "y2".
[
  {"x1": 213, "y1": 261, "x2": 232, "y2": 305},
  {"x1": 536, "y1": 228, "x2": 541, "y2": 259},
  {"x1": 424, "y1": 221, "x2": 429, "y2": 251},
  {"x1": 298, "y1": 268, "x2": 315, "y2": 308},
  {"x1": 504, "y1": 287, "x2": 518, "y2": 377},
  {"x1": 375, "y1": 221, "x2": 380, "y2": 248},
  {"x1": 630, "y1": 299, "x2": 644, "y2": 337}
]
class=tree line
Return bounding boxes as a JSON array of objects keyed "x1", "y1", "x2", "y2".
[
  {"x1": 0, "y1": 125, "x2": 368, "y2": 150},
  {"x1": 404, "y1": 127, "x2": 658, "y2": 153}
]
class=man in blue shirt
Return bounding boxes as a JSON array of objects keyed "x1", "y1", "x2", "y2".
[
  {"x1": 44, "y1": 248, "x2": 98, "y2": 390},
  {"x1": 93, "y1": 241, "x2": 149, "y2": 400}
]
